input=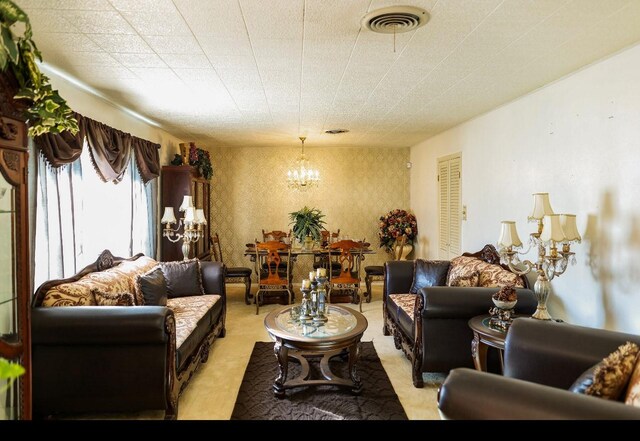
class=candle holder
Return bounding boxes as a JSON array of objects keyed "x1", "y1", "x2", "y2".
[
  {"x1": 299, "y1": 287, "x2": 313, "y2": 323},
  {"x1": 313, "y1": 275, "x2": 329, "y2": 323}
]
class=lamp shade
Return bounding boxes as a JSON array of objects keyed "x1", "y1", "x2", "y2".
[
  {"x1": 179, "y1": 195, "x2": 194, "y2": 212},
  {"x1": 498, "y1": 221, "x2": 523, "y2": 248},
  {"x1": 194, "y1": 208, "x2": 207, "y2": 225},
  {"x1": 160, "y1": 207, "x2": 177, "y2": 224},
  {"x1": 529, "y1": 193, "x2": 554, "y2": 220},
  {"x1": 540, "y1": 214, "x2": 565, "y2": 243},
  {"x1": 184, "y1": 207, "x2": 195, "y2": 224},
  {"x1": 560, "y1": 214, "x2": 581, "y2": 243}
]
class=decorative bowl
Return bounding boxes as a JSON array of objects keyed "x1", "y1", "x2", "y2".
[{"x1": 492, "y1": 298, "x2": 517, "y2": 310}]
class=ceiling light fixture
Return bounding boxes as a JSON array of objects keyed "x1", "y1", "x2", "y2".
[{"x1": 287, "y1": 136, "x2": 319, "y2": 191}]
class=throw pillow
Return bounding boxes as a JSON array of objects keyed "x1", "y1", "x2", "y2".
[
  {"x1": 92, "y1": 289, "x2": 135, "y2": 306},
  {"x1": 409, "y1": 259, "x2": 450, "y2": 294},
  {"x1": 159, "y1": 259, "x2": 205, "y2": 298},
  {"x1": 625, "y1": 354, "x2": 640, "y2": 407},
  {"x1": 446, "y1": 255, "x2": 483, "y2": 286},
  {"x1": 135, "y1": 267, "x2": 168, "y2": 306},
  {"x1": 478, "y1": 264, "x2": 525, "y2": 288},
  {"x1": 449, "y1": 271, "x2": 480, "y2": 287},
  {"x1": 571, "y1": 342, "x2": 639, "y2": 400}
]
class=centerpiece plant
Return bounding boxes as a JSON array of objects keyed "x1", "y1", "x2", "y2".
[{"x1": 289, "y1": 206, "x2": 326, "y2": 247}]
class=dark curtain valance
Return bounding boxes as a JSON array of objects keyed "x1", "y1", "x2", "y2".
[{"x1": 33, "y1": 112, "x2": 161, "y2": 183}]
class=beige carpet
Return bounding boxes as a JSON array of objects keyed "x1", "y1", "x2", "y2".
[{"x1": 177, "y1": 283, "x2": 443, "y2": 420}]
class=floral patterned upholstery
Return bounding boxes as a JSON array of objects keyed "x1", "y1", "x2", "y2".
[
  {"x1": 167, "y1": 295, "x2": 221, "y2": 348},
  {"x1": 388, "y1": 294, "x2": 417, "y2": 323},
  {"x1": 41, "y1": 256, "x2": 158, "y2": 307},
  {"x1": 446, "y1": 255, "x2": 524, "y2": 288}
]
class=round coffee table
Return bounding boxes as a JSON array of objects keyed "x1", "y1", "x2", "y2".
[
  {"x1": 264, "y1": 304, "x2": 368, "y2": 398},
  {"x1": 468, "y1": 314, "x2": 516, "y2": 372}
]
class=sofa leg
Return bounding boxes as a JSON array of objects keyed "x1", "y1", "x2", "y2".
[
  {"x1": 165, "y1": 402, "x2": 178, "y2": 420},
  {"x1": 382, "y1": 322, "x2": 390, "y2": 336},
  {"x1": 393, "y1": 329, "x2": 402, "y2": 350},
  {"x1": 412, "y1": 345, "x2": 424, "y2": 388},
  {"x1": 219, "y1": 327, "x2": 226, "y2": 338}
]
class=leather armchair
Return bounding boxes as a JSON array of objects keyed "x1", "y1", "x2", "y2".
[{"x1": 438, "y1": 318, "x2": 640, "y2": 419}]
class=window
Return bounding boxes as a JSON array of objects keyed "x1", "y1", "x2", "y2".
[
  {"x1": 438, "y1": 153, "x2": 461, "y2": 259},
  {"x1": 33, "y1": 142, "x2": 156, "y2": 288}
]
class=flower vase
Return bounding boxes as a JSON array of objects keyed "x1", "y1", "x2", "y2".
[
  {"x1": 303, "y1": 235, "x2": 314, "y2": 250},
  {"x1": 179, "y1": 143, "x2": 188, "y2": 165},
  {"x1": 394, "y1": 243, "x2": 413, "y2": 260}
]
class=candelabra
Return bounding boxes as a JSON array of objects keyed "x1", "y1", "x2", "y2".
[
  {"x1": 298, "y1": 268, "x2": 329, "y2": 324},
  {"x1": 160, "y1": 195, "x2": 207, "y2": 260},
  {"x1": 497, "y1": 193, "x2": 581, "y2": 320}
]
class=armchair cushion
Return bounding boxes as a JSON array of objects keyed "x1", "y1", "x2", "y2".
[
  {"x1": 409, "y1": 259, "x2": 449, "y2": 294},
  {"x1": 626, "y1": 358, "x2": 640, "y2": 406},
  {"x1": 388, "y1": 294, "x2": 416, "y2": 339},
  {"x1": 583, "y1": 341, "x2": 639, "y2": 400},
  {"x1": 135, "y1": 267, "x2": 168, "y2": 306},
  {"x1": 160, "y1": 259, "x2": 205, "y2": 298},
  {"x1": 92, "y1": 289, "x2": 135, "y2": 306},
  {"x1": 446, "y1": 255, "x2": 524, "y2": 288},
  {"x1": 449, "y1": 271, "x2": 480, "y2": 287}
]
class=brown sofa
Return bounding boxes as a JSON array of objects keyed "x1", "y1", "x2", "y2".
[
  {"x1": 438, "y1": 319, "x2": 640, "y2": 419},
  {"x1": 30, "y1": 250, "x2": 226, "y2": 419},
  {"x1": 383, "y1": 245, "x2": 537, "y2": 387}
]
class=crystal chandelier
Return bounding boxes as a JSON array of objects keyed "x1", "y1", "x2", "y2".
[{"x1": 287, "y1": 136, "x2": 319, "y2": 191}]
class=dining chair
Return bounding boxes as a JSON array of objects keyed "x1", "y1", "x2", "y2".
[
  {"x1": 327, "y1": 239, "x2": 365, "y2": 312},
  {"x1": 254, "y1": 240, "x2": 293, "y2": 315},
  {"x1": 210, "y1": 233, "x2": 253, "y2": 305},
  {"x1": 313, "y1": 229, "x2": 341, "y2": 276},
  {"x1": 364, "y1": 234, "x2": 406, "y2": 303},
  {"x1": 261, "y1": 229, "x2": 291, "y2": 243}
]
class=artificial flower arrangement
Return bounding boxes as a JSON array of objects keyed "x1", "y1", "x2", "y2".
[
  {"x1": 378, "y1": 209, "x2": 418, "y2": 252},
  {"x1": 171, "y1": 142, "x2": 213, "y2": 180}
]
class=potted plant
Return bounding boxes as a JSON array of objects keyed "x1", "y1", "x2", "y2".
[
  {"x1": 0, "y1": 357, "x2": 24, "y2": 419},
  {"x1": 0, "y1": 0, "x2": 78, "y2": 136},
  {"x1": 289, "y1": 206, "x2": 326, "y2": 249},
  {"x1": 170, "y1": 142, "x2": 213, "y2": 180}
]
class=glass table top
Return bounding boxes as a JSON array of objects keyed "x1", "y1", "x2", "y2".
[{"x1": 272, "y1": 305, "x2": 358, "y2": 339}]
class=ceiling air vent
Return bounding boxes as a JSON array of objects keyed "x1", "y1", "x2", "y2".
[
  {"x1": 325, "y1": 129, "x2": 349, "y2": 135},
  {"x1": 362, "y1": 6, "x2": 429, "y2": 34}
]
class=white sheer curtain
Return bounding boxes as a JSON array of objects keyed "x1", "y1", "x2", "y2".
[{"x1": 34, "y1": 142, "x2": 156, "y2": 288}]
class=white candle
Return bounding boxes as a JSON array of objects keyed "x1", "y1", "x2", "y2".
[
  {"x1": 309, "y1": 271, "x2": 316, "y2": 281},
  {"x1": 301, "y1": 279, "x2": 310, "y2": 289},
  {"x1": 318, "y1": 267, "x2": 327, "y2": 277}
]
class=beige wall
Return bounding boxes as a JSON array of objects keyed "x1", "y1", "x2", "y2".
[
  {"x1": 206, "y1": 145, "x2": 410, "y2": 281},
  {"x1": 410, "y1": 42, "x2": 640, "y2": 333}
]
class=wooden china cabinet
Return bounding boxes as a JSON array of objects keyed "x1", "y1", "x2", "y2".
[
  {"x1": 160, "y1": 165, "x2": 211, "y2": 261},
  {"x1": 0, "y1": 72, "x2": 31, "y2": 420}
]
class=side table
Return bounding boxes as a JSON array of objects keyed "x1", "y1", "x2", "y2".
[{"x1": 468, "y1": 314, "x2": 515, "y2": 372}]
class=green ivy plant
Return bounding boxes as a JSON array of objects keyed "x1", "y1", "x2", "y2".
[
  {"x1": 0, "y1": 0, "x2": 78, "y2": 136},
  {"x1": 0, "y1": 357, "x2": 24, "y2": 394}
]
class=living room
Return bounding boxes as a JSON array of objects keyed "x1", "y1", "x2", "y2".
[{"x1": 1, "y1": 0, "x2": 640, "y2": 421}]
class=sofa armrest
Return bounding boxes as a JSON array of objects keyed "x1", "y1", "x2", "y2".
[
  {"x1": 383, "y1": 261, "x2": 415, "y2": 296},
  {"x1": 504, "y1": 318, "x2": 640, "y2": 389},
  {"x1": 419, "y1": 287, "x2": 536, "y2": 319},
  {"x1": 32, "y1": 306, "x2": 172, "y2": 345},
  {"x1": 438, "y1": 368, "x2": 640, "y2": 420},
  {"x1": 200, "y1": 261, "x2": 226, "y2": 296}
]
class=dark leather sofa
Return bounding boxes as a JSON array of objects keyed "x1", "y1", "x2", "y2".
[
  {"x1": 383, "y1": 245, "x2": 537, "y2": 387},
  {"x1": 438, "y1": 318, "x2": 640, "y2": 419},
  {"x1": 30, "y1": 251, "x2": 226, "y2": 419}
]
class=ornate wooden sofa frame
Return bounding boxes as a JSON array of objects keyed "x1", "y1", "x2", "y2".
[{"x1": 31, "y1": 250, "x2": 226, "y2": 419}]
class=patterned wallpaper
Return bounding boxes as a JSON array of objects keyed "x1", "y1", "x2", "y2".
[{"x1": 204, "y1": 145, "x2": 410, "y2": 281}]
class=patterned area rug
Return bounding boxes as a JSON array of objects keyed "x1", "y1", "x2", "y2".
[{"x1": 231, "y1": 341, "x2": 408, "y2": 420}]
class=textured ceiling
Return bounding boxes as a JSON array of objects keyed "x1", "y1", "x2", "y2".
[{"x1": 16, "y1": 0, "x2": 640, "y2": 148}]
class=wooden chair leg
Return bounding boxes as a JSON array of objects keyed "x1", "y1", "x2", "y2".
[
  {"x1": 255, "y1": 289, "x2": 261, "y2": 315},
  {"x1": 365, "y1": 275, "x2": 372, "y2": 302},
  {"x1": 244, "y1": 276, "x2": 252, "y2": 305}
]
